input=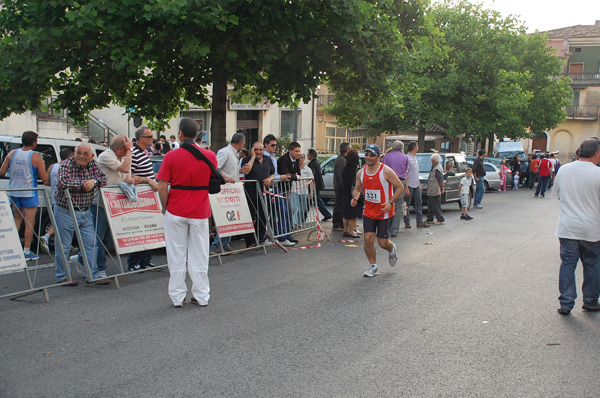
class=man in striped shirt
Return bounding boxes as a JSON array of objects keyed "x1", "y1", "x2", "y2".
[{"x1": 128, "y1": 126, "x2": 160, "y2": 272}]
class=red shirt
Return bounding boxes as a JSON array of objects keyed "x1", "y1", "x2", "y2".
[
  {"x1": 538, "y1": 158, "x2": 552, "y2": 177},
  {"x1": 359, "y1": 163, "x2": 394, "y2": 220},
  {"x1": 530, "y1": 158, "x2": 540, "y2": 173},
  {"x1": 157, "y1": 144, "x2": 218, "y2": 219}
]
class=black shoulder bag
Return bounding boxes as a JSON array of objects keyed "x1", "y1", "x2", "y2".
[{"x1": 171, "y1": 143, "x2": 225, "y2": 194}]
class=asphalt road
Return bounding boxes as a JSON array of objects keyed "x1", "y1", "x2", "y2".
[{"x1": 2, "y1": 187, "x2": 599, "y2": 397}]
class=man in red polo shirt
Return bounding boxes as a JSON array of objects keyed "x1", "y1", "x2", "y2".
[{"x1": 157, "y1": 117, "x2": 217, "y2": 308}]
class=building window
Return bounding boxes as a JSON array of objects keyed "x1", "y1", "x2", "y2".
[
  {"x1": 281, "y1": 110, "x2": 301, "y2": 138},
  {"x1": 325, "y1": 126, "x2": 348, "y2": 153},
  {"x1": 572, "y1": 91, "x2": 581, "y2": 107},
  {"x1": 574, "y1": 47, "x2": 582, "y2": 52}
]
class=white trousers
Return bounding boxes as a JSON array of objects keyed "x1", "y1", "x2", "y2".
[{"x1": 164, "y1": 211, "x2": 210, "y2": 306}]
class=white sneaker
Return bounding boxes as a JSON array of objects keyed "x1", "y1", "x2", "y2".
[
  {"x1": 354, "y1": 229, "x2": 362, "y2": 235},
  {"x1": 98, "y1": 271, "x2": 108, "y2": 278},
  {"x1": 363, "y1": 264, "x2": 379, "y2": 277},
  {"x1": 280, "y1": 239, "x2": 296, "y2": 247},
  {"x1": 69, "y1": 254, "x2": 86, "y2": 277},
  {"x1": 389, "y1": 243, "x2": 398, "y2": 267}
]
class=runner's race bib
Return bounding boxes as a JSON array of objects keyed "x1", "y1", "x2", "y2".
[{"x1": 364, "y1": 189, "x2": 381, "y2": 203}]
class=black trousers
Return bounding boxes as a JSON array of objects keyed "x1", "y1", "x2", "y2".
[
  {"x1": 332, "y1": 188, "x2": 344, "y2": 228},
  {"x1": 426, "y1": 195, "x2": 444, "y2": 222},
  {"x1": 244, "y1": 190, "x2": 267, "y2": 247}
]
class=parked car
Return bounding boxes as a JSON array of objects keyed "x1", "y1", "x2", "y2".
[
  {"x1": 466, "y1": 156, "x2": 502, "y2": 167},
  {"x1": 319, "y1": 153, "x2": 365, "y2": 202},
  {"x1": 466, "y1": 161, "x2": 513, "y2": 190},
  {"x1": 0, "y1": 135, "x2": 107, "y2": 249},
  {"x1": 416, "y1": 152, "x2": 469, "y2": 207}
]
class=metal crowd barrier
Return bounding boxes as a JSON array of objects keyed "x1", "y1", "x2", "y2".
[
  {"x1": 0, "y1": 187, "x2": 73, "y2": 302},
  {"x1": 209, "y1": 180, "x2": 275, "y2": 262},
  {"x1": 262, "y1": 178, "x2": 319, "y2": 245},
  {"x1": 2, "y1": 178, "x2": 322, "y2": 302},
  {"x1": 63, "y1": 184, "x2": 167, "y2": 285}
]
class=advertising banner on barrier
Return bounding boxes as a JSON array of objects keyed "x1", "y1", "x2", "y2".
[
  {"x1": 101, "y1": 186, "x2": 166, "y2": 255},
  {"x1": 209, "y1": 182, "x2": 254, "y2": 238},
  {"x1": 0, "y1": 191, "x2": 27, "y2": 274}
]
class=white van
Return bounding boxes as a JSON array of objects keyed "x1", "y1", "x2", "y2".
[{"x1": 0, "y1": 134, "x2": 107, "y2": 246}]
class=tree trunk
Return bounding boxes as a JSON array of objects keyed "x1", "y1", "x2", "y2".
[
  {"x1": 211, "y1": 78, "x2": 228, "y2": 153},
  {"x1": 417, "y1": 128, "x2": 425, "y2": 153},
  {"x1": 487, "y1": 132, "x2": 495, "y2": 156}
]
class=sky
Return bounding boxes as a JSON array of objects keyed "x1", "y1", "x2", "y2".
[{"x1": 435, "y1": 0, "x2": 600, "y2": 33}]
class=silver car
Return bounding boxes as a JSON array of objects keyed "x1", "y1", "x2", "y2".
[
  {"x1": 319, "y1": 153, "x2": 365, "y2": 202},
  {"x1": 467, "y1": 161, "x2": 513, "y2": 190}
]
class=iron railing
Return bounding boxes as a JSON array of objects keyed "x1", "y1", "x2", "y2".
[{"x1": 566, "y1": 105, "x2": 600, "y2": 118}]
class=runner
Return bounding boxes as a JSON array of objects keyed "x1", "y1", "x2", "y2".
[{"x1": 351, "y1": 144, "x2": 405, "y2": 277}]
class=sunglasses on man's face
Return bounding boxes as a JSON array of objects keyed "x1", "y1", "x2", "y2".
[{"x1": 364, "y1": 152, "x2": 378, "y2": 157}]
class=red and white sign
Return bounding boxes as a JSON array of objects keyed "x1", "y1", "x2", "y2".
[
  {"x1": 208, "y1": 182, "x2": 254, "y2": 238},
  {"x1": 101, "y1": 185, "x2": 166, "y2": 254}
]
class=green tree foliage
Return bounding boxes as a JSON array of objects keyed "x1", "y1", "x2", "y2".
[
  {"x1": 328, "y1": 0, "x2": 572, "y2": 151},
  {"x1": 0, "y1": 0, "x2": 424, "y2": 150}
]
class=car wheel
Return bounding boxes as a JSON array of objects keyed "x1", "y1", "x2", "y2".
[{"x1": 484, "y1": 180, "x2": 490, "y2": 191}]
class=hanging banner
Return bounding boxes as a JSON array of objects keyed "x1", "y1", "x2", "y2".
[
  {"x1": 0, "y1": 191, "x2": 27, "y2": 274},
  {"x1": 209, "y1": 182, "x2": 255, "y2": 238},
  {"x1": 101, "y1": 185, "x2": 166, "y2": 255}
]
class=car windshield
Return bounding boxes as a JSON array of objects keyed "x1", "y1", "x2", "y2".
[{"x1": 416, "y1": 154, "x2": 434, "y2": 173}]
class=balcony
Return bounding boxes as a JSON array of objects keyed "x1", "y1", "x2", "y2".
[
  {"x1": 566, "y1": 105, "x2": 599, "y2": 119},
  {"x1": 317, "y1": 94, "x2": 335, "y2": 108},
  {"x1": 565, "y1": 73, "x2": 600, "y2": 87}
]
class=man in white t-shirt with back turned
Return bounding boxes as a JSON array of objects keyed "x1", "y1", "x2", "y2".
[{"x1": 553, "y1": 138, "x2": 600, "y2": 315}]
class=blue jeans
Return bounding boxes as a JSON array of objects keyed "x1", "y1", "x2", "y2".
[
  {"x1": 270, "y1": 187, "x2": 293, "y2": 242},
  {"x1": 558, "y1": 238, "x2": 600, "y2": 310},
  {"x1": 535, "y1": 175, "x2": 549, "y2": 197},
  {"x1": 316, "y1": 192, "x2": 332, "y2": 219},
  {"x1": 91, "y1": 204, "x2": 111, "y2": 273},
  {"x1": 210, "y1": 234, "x2": 231, "y2": 250},
  {"x1": 474, "y1": 177, "x2": 485, "y2": 206},
  {"x1": 54, "y1": 204, "x2": 99, "y2": 282}
]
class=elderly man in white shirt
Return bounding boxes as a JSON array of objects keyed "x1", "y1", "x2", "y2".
[{"x1": 210, "y1": 132, "x2": 246, "y2": 253}]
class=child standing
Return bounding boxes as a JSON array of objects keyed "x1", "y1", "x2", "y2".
[
  {"x1": 499, "y1": 159, "x2": 508, "y2": 191},
  {"x1": 459, "y1": 168, "x2": 474, "y2": 220},
  {"x1": 513, "y1": 171, "x2": 520, "y2": 190}
]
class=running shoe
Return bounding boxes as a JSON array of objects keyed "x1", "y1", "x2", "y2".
[
  {"x1": 388, "y1": 243, "x2": 398, "y2": 267},
  {"x1": 70, "y1": 254, "x2": 86, "y2": 277},
  {"x1": 39, "y1": 236, "x2": 50, "y2": 254},
  {"x1": 24, "y1": 251, "x2": 39, "y2": 261},
  {"x1": 363, "y1": 264, "x2": 379, "y2": 277}
]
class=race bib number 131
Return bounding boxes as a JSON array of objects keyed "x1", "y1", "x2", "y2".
[{"x1": 365, "y1": 189, "x2": 381, "y2": 203}]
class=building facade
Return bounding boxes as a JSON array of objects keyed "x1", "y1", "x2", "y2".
[{"x1": 523, "y1": 21, "x2": 600, "y2": 161}]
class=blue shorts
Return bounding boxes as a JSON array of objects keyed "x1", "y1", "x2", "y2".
[
  {"x1": 10, "y1": 194, "x2": 39, "y2": 209},
  {"x1": 362, "y1": 216, "x2": 391, "y2": 239}
]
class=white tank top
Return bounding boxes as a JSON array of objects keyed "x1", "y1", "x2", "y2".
[
  {"x1": 50, "y1": 163, "x2": 60, "y2": 204},
  {"x1": 9, "y1": 149, "x2": 38, "y2": 198}
]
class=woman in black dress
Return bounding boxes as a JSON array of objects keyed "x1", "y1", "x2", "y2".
[{"x1": 342, "y1": 150, "x2": 363, "y2": 238}]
